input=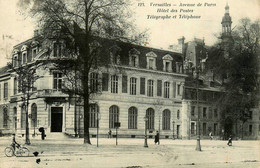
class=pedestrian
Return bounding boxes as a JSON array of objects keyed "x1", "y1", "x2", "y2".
[
  {"x1": 209, "y1": 132, "x2": 213, "y2": 140},
  {"x1": 154, "y1": 131, "x2": 160, "y2": 145},
  {"x1": 39, "y1": 127, "x2": 46, "y2": 140},
  {"x1": 108, "y1": 130, "x2": 112, "y2": 139},
  {"x1": 227, "y1": 135, "x2": 232, "y2": 146}
]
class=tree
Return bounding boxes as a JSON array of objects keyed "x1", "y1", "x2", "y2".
[
  {"x1": 18, "y1": 0, "x2": 148, "y2": 144},
  {"x1": 8, "y1": 63, "x2": 41, "y2": 145},
  {"x1": 206, "y1": 18, "x2": 260, "y2": 138}
]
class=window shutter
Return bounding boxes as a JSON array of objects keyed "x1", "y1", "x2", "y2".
[
  {"x1": 157, "y1": 80, "x2": 162, "y2": 96},
  {"x1": 140, "y1": 77, "x2": 145, "y2": 95},
  {"x1": 102, "y1": 73, "x2": 109, "y2": 91},
  {"x1": 173, "y1": 82, "x2": 176, "y2": 98},
  {"x1": 122, "y1": 76, "x2": 128, "y2": 93}
]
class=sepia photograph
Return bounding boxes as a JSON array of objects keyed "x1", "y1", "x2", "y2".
[{"x1": 0, "y1": 0, "x2": 259, "y2": 167}]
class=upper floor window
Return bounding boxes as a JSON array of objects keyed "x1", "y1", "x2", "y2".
[
  {"x1": 130, "y1": 77, "x2": 137, "y2": 95},
  {"x1": 4, "y1": 82, "x2": 8, "y2": 99},
  {"x1": 177, "y1": 84, "x2": 181, "y2": 95},
  {"x1": 111, "y1": 75, "x2": 118, "y2": 93},
  {"x1": 146, "y1": 51, "x2": 157, "y2": 70},
  {"x1": 214, "y1": 108, "x2": 218, "y2": 118},
  {"x1": 12, "y1": 49, "x2": 19, "y2": 67},
  {"x1": 14, "y1": 77, "x2": 17, "y2": 95},
  {"x1": 162, "y1": 54, "x2": 173, "y2": 72},
  {"x1": 32, "y1": 48, "x2": 37, "y2": 60},
  {"x1": 53, "y1": 72, "x2": 62, "y2": 91},
  {"x1": 177, "y1": 110, "x2": 180, "y2": 119},
  {"x1": 90, "y1": 72, "x2": 99, "y2": 93},
  {"x1": 164, "y1": 82, "x2": 170, "y2": 98},
  {"x1": 191, "y1": 106, "x2": 195, "y2": 116},
  {"x1": 147, "y1": 80, "x2": 154, "y2": 97},
  {"x1": 110, "y1": 46, "x2": 121, "y2": 65},
  {"x1": 53, "y1": 42, "x2": 62, "y2": 57},
  {"x1": 129, "y1": 48, "x2": 140, "y2": 67},
  {"x1": 249, "y1": 111, "x2": 253, "y2": 120},
  {"x1": 21, "y1": 45, "x2": 28, "y2": 64},
  {"x1": 203, "y1": 107, "x2": 207, "y2": 118}
]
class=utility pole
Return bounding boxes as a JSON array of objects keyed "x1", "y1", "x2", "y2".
[{"x1": 195, "y1": 66, "x2": 201, "y2": 151}]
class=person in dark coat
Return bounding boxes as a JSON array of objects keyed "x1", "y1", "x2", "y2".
[
  {"x1": 154, "y1": 131, "x2": 160, "y2": 145},
  {"x1": 39, "y1": 127, "x2": 46, "y2": 140},
  {"x1": 108, "y1": 130, "x2": 112, "y2": 139},
  {"x1": 227, "y1": 135, "x2": 232, "y2": 146}
]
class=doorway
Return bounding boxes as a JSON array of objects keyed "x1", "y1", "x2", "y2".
[
  {"x1": 51, "y1": 107, "x2": 63, "y2": 132},
  {"x1": 224, "y1": 117, "x2": 233, "y2": 140},
  {"x1": 177, "y1": 125, "x2": 180, "y2": 139}
]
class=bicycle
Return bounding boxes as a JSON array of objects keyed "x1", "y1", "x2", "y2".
[{"x1": 5, "y1": 145, "x2": 30, "y2": 157}]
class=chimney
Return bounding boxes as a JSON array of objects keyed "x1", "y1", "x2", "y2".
[{"x1": 178, "y1": 36, "x2": 185, "y2": 45}]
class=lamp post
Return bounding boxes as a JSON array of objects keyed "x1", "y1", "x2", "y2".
[
  {"x1": 172, "y1": 121, "x2": 175, "y2": 140},
  {"x1": 195, "y1": 66, "x2": 202, "y2": 151},
  {"x1": 97, "y1": 113, "x2": 101, "y2": 147},
  {"x1": 144, "y1": 116, "x2": 148, "y2": 148}
]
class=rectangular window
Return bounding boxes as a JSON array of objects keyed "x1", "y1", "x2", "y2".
[
  {"x1": 54, "y1": 42, "x2": 62, "y2": 57},
  {"x1": 132, "y1": 56, "x2": 137, "y2": 67},
  {"x1": 177, "y1": 110, "x2": 180, "y2": 119},
  {"x1": 13, "y1": 56, "x2": 18, "y2": 67},
  {"x1": 4, "y1": 83, "x2": 8, "y2": 99},
  {"x1": 90, "y1": 73, "x2": 99, "y2": 92},
  {"x1": 14, "y1": 78, "x2": 17, "y2": 95},
  {"x1": 203, "y1": 123, "x2": 207, "y2": 135},
  {"x1": 102, "y1": 73, "x2": 109, "y2": 91},
  {"x1": 149, "y1": 59, "x2": 154, "y2": 69},
  {"x1": 191, "y1": 106, "x2": 195, "y2": 116},
  {"x1": 53, "y1": 72, "x2": 62, "y2": 91},
  {"x1": 157, "y1": 80, "x2": 162, "y2": 97},
  {"x1": 214, "y1": 108, "x2": 218, "y2": 118},
  {"x1": 214, "y1": 123, "x2": 218, "y2": 135},
  {"x1": 249, "y1": 111, "x2": 253, "y2": 120},
  {"x1": 122, "y1": 76, "x2": 128, "y2": 93},
  {"x1": 177, "y1": 84, "x2": 181, "y2": 95},
  {"x1": 165, "y1": 62, "x2": 170, "y2": 72},
  {"x1": 173, "y1": 82, "x2": 176, "y2": 98},
  {"x1": 22, "y1": 53, "x2": 27, "y2": 64},
  {"x1": 191, "y1": 123, "x2": 195, "y2": 134},
  {"x1": 249, "y1": 125, "x2": 253, "y2": 135},
  {"x1": 130, "y1": 77, "x2": 137, "y2": 95},
  {"x1": 203, "y1": 107, "x2": 207, "y2": 118},
  {"x1": 208, "y1": 107, "x2": 212, "y2": 119},
  {"x1": 147, "y1": 80, "x2": 154, "y2": 97},
  {"x1": 32, "y1": 48, "x2": 37, "y2": 59},
  {"x1": 0, "y1": 84, "x2": 1, "y2": 100},
  {"x1": 111, "y1": 75, "x2": 118, "y2": 93},
  {"x1": 140, "y1": 77, "x2": 145, "y2": 95},
  {"x1": 164, "y1": 82, "x2": 170, "y2": 98}
]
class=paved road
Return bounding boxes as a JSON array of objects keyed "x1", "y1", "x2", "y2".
[{"x1": 0, "y1": 137, "x2": 259, "y2": 168}]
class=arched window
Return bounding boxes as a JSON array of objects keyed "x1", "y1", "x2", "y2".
[
  {"x1": 31, "y1": 103, "x2": 37, "y2": 128},
  {"x1": 3, "y1": 108, "x2": 8, "y2": 128},
  {"x1": 13, "y1": 107, "x2": 17, "y2": 130},
  {"x1": 146, "y1": 108, "x2": 154, "y2": 130},
  {"x1": 162, "y1": 109, "x2": 171, "y2": 130},
  {"x1": 128, "y1": 107, "x2": 138, "y2": 129},
  {"x1": 109, "y1": 105, "x2": 119, "y2": 128},
  {"x1": 89, "y1": 104, "x2": 99, "y2": 128},
  {"x1": 21, "y1": 105, "x2": 26, "y2": 129}
]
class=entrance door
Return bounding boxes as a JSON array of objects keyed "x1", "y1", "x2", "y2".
[
  {"x1": 177, "y1": 125, "x2": 180, "y2": 139},
  {"x1": 51, "y1": 107, "x2": 63, "y2": 132}
]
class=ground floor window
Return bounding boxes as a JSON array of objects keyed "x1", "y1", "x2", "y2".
[
  {"x1": 203, "y1": 123, "x2": 207, "y2": 135},
  {"x1": 89, "y1": 104, "x2": 99, "y2": 128},
  {"x1": 109, "y1": 105, "x2": 119, "y2": 128},
  {"x1": 249, "y1": 125, "x2": 253, "y2": 135},
  {"x1": 191, "y1": 122, "x2": 195, "y2": 134},
  {"x1": 162, "y1": 109, "x2": 170, "y2": 130},
  {"x1": 21, "y1": 105, "x2": 26, "y2": 129},
  {"x1": 31, "y1": 103, "x2": 37, "y2": 128},
  {"x1": 3, "y1": 108, "x2": 8, "y2": 128},
  {"x1": 128, "y1": 107, "x2": 137, "y2": 129},
  {"x1": 146, "y1": 108, "x2": 154, "y2": 130}
]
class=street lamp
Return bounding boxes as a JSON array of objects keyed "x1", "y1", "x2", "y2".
[
  {"x1": 97, "y1": 112, "x2": 101, "y2": 147},
  {"x1": 144, "y1": 116, "x2": 148, "y2": 148},
  {"x1": 172, "y1": 121, "x2": 175, "y2": 140},
  {"x1": 195, "y1": 66, "x2": 202, "y2": 151}
]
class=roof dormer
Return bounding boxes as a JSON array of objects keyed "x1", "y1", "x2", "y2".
[
  {"x1": 162, "y1": 54, "x2": 173, "y2": 72},
  {"x1": 146, "y1": 51, "x2": 157, "y2": 70},
  {"x1": 21, "y1": 45, "x2": 28, "y2": 64},
  {"x1": 129, "y1": 48, "x2": 140, "y2": 67},
  {"x1": 109, "y1": 45, "x2": 121, "y2": 65}
]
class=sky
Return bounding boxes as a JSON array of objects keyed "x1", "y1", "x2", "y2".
[{"x1": 0, "y1": 0, "x2": 259, "y2": 67}]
